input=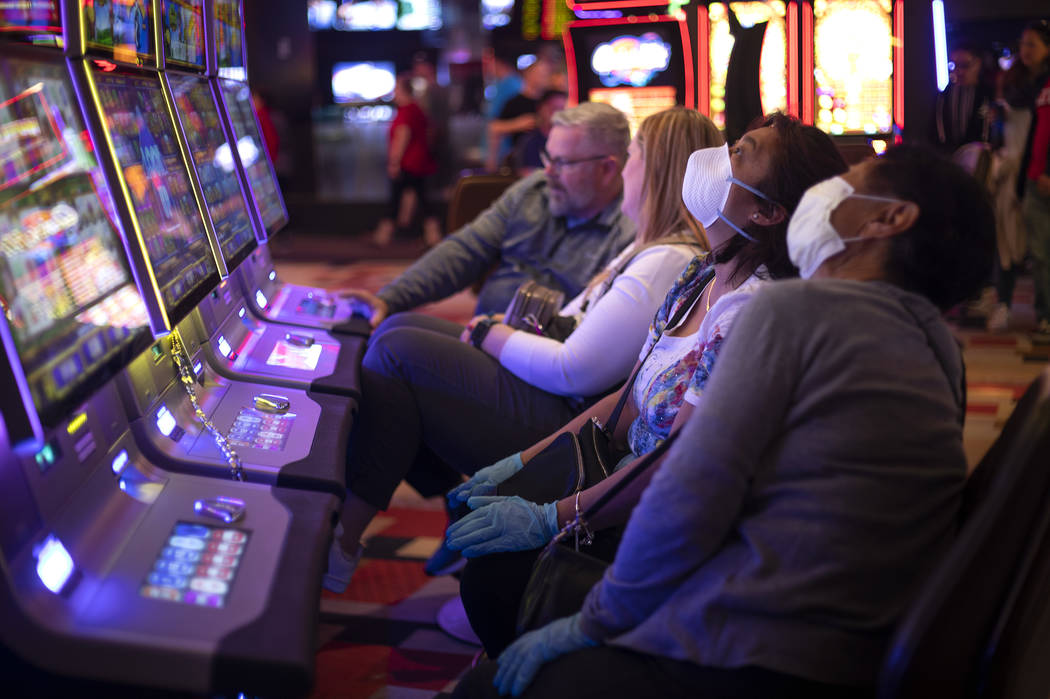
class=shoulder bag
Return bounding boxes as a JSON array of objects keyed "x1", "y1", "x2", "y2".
[{"x1": 515, "y1": 430, "x2": 680, "y2": 634}]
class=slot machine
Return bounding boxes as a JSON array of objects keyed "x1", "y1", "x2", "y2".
[
  {"x1": 564, "y1": 14, "x2": 695, "y2": 135},
  {"x1": 802, "y1": 0, "x2": 901, "y2": 153},
  {"x1": 209, "y1": 0, "x2": 372, "y2": 336},
  {"x1": 697, "y1": 1, "x2": 799, "y2": 140},
  {"x1": 160, "y1": 0, "x2": 370, "y2": 395},
  {"x1": 0, "y1": 3, "x2": 339, "y2": 693},
  {"x1": 67, "y1": 1, "x2": 353, "y2": 492}
]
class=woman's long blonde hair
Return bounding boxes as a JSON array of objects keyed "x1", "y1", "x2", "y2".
[
  {"x1": 580, "y1": 108, "x2": 722, "y2": 301},
  {"x1": 634, "y1": 107, "x2": 723, "y2": 248}
]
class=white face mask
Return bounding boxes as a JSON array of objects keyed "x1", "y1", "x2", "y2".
[
  {"x1": 787, "y1": 176, "x2": 905, "y2": 279},
  {"x1": 682, "y1": 143, "x2": 776, "y2": 242}
]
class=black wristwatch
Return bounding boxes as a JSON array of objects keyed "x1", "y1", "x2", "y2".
[{"x1": 469, "y1": 317, "x2": 496, "y2": 349}]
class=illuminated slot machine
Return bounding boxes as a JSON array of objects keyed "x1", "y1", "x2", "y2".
[
  {"x1": 152, "y1": 0, "x2": 367, "y2": 402},
  {"x1": 697, "y1": 1, "x2": 799, "y2": 137},
  {"x1": 211, "y1": 0, "x2": 371, "y2": 335},
  {"x1": 802, "y1": 0, "x2": 902, "y2": 155},
  {"x1": 66, "y1": 1, "x2": 354, "y2": 491},
  {"x1": 0, "y1": 5, "x2": 339, "y2": 694},
  {"x1": 564, "y1": 15, "x2": 695, "y2": 135}
]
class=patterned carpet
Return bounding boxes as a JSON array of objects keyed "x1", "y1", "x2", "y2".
[{"x1": 272, "y1": 236, "x2": 1048, "y2": 698}]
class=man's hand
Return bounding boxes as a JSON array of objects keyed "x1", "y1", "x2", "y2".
[{"x1": 335, "y1": 288, "x2": 389, "y2": 328}]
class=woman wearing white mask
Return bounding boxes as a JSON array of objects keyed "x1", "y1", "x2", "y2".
[
  {"x1": 450, "y1": 113, "x2": 848, "y2": 657},
  {"x1": 453, "y1": 145, "x2": 996, "y2": 699}
]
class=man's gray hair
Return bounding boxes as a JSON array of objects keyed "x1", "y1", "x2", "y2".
[{"x1": 551, "y1": 102, "x2": 630, "y2": 160}]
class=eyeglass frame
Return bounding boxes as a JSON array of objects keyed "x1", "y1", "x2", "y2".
[{"x1": 539, "y1": 148, "x2": 613, "y2": 171}]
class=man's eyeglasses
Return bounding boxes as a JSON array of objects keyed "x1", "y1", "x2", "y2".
[{"x1": 540, "y1": 149, "x2": 610, "y2": 171}]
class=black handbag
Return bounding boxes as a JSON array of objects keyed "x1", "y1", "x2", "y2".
[
  {"x1": 495, "y1": 272, "x2": 707, "y2": 505},
  {"x1": 516, "y1": 431, "x2": 680, "y2": 634}
]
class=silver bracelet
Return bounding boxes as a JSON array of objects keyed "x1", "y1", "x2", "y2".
[{"x1": 573, "y1": 490, "x2": 595, "y2": 551}]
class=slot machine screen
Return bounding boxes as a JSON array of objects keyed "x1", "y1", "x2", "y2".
[
  {"x1": 161, "y1": 0, "x2": 205, "y2": 70},
  {"x1": 331, "y1": 61, "x2": 396, "y2": 103},
  {"x1": 219, "y1": 79, "x2": 287, "y2": 236},
  {"x1": 168, "y1": 74, "x2": 255, "y2": 267},
  {"x1": 0, "y1": 51, "x2": 150, "y2": 426},
  {"x1": 568, "y1": 18, "x2": 690, "y2": 135},
  {"x1": 140, "y1": 521, "x2": 249, "y2": 607},
  {"x1": 91, "y1": 67, "x2": 218, "y2": 322},
  {"x1": 706, "y1": 2, "x2": 789, "y2": 131},
  {"x1": 812, "y1": 0, "x2": 894, "y2": 135},
  {"x1": 0, "y1": 0, "x2": 60, "y2": 34},
  {"x1": 214, "y1": 0, "x2": 245, "y2": 81},
  {"x1": 82, "y1": 0, "x2": 154, "y2": 65}
]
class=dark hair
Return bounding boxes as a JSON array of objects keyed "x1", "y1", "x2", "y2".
[
  {"x1": 1027, "y1": 19, "x2": 1050, "y2": 47},
  {"x1": 868, "y1": 145, "x2": 996, "y2": 310},
  {"x1": 715, "y1": 112, "x2": 849, "y2": 284},
  {"x1": 538, "y1": 89, "x2": 568, "y2": 106},
  {"x1": 1002, "y1": 20, "x2": 1050, "y2": 100}
]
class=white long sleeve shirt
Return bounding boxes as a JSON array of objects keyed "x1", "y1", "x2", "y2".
[{"x1": 497, "y1": 242, "x2": 698, "y2": 398}]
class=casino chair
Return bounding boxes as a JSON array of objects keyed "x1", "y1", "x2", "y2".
[
  {"x1": 446, "y1": 173, "x2": 518, "y2": 294},
  {"x1": 446, "y1": 172, "x2": 519, "y2": 235},
  {"x1": 877, "y1": 368, "x2": 1050, "y2": 699}
]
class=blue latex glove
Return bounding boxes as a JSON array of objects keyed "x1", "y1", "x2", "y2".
[
  {"x1": 447, "y1": 452, "x2": 524, "y2": 507},
  {"x1": 445, "y1": 496, "x2": 559, "y2": 557},
  {"x1": 494, "y1": 613, "x2": 597, "y2": 696}
]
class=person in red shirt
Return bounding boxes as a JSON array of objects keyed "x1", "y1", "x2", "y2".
[
  {"x1": 1018, "y1": 21, "x2": 1050, "y2": 339},
  {"x1": 375, "y1": 74, "x2": 440, "y2": 247}
]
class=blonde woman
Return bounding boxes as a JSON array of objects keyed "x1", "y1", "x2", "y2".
[{"x1": 325, "y1": 107, "x2": 722, "y2": 593}]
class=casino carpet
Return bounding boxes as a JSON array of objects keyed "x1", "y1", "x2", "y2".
[{"x1": 272, "y1": 237, "x2": 1047, "y2": 698}]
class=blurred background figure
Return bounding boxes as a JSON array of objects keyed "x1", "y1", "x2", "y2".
[
  {"x1": 486, "y1": 58, "x2": 552, "y2": 172},
  {"x1": 930, "y1": 41, "x2": 995, "y2": 155},
  {"x1": 988, "y1": 21, "x2": 1050, "y2": 333},
  {"x1": 1017, "y1": 20, "x2": 1050, "y2": 339},
  {"x1": 374, "y1": 74, "x2": 440, "y2": 247},
  {"x1": 511, "y1": 88, "x2": 567, "y2": 175},
  {"x1": 412, "y1": 52, "x2": 453, "y2": 219},
  {"x1": 479, "y1": 47, "x2": 522, "y2": 168}
]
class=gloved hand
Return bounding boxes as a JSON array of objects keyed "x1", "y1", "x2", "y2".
[
  {"x1": 447, "y1": 452, "x2": 524, "y2": 506},
  {"x1": 445, "y1": 496, "x2": 558, "y2": 557},
  {"x1": 493, "y1": 613, "x2": 597, "y2": 696}
]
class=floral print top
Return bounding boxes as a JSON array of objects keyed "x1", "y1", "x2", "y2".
[{"x1": 627, "y1": 255, "x2": 769, "y2": 456}]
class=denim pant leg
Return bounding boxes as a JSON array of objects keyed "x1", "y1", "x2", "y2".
[
  {"x1": 346, "y1": 323, "x2": 579, "y2": 510},
  {"x1": 1023, "y1": 187, "x2": 1050, "y2": 322}
]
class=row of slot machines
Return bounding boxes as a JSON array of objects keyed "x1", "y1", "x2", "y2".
[
  {"x1": 0, "y1": 0, "x2": 370, "y2": 694},
  {"x1": 564, "y1": 0, "x2": 910, "y2": 146}
]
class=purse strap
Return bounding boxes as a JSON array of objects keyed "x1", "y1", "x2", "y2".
[
  {"x1": 580, "y1": 239, "x2": 704, "y2": 313},
  {"x1": 603, "y1": 264, "x2": 714, "y2": 434}
]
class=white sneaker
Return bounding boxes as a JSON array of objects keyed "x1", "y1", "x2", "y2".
[
  {"x1": 986, "y1": 303, "x2": 1010, "y2": 333},
  {"x1": 323, "y1": 536, "x2": 364, "y2": 594}
]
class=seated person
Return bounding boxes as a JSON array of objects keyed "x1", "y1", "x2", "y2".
[
  {"x1": 512, "y1": 89, "x2": 568, "y2": 175},
  {"x1": 342, "y1": 102, "x2": 636, "y2": 326},
  {"x1": 446, "y1": 114, "x2": 849, "y2": 654},
  {"x1": 323, "y1": 107, "x2": 721, "y2": 593},
  {"x1": 451, "y1": 145, "x2": 995, "y2": 698}
]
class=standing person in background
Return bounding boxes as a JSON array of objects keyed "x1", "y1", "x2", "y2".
[
  {"x1": 512, "y1": 89, "x2": 568, "y2": 175},
  {"x1": 930, "y1": 41, "x2": 994, "y2": 155},
  {"x1": 413, "y1": 54, "x2": 451, "y2": 246},
  {"x1": 1018, "y1": 20, "x2": 1050, "y2": 340},
  {"x1": 987, "y1": 27, "x2": 1043, "y2": 332},
  {"x1": 374, "y1": 74, "x2": 439, "y2": 248},
  {"x1": 486, "y1": 60, "x2": 553, "y2": 172},
  {"x1": 481, "y1": 48, "x2": 523, "y2": 167}
]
